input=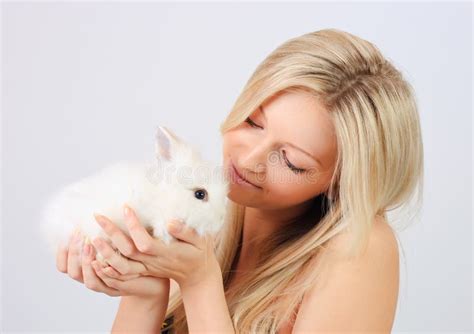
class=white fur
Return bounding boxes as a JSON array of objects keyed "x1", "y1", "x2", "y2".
[{"x1": 40, "y1": 125, "x2": 230, "y2": 261}]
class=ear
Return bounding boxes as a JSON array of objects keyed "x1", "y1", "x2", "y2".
[{"x1": 154, "y1": 125, "x2": 182, "y2": 162}]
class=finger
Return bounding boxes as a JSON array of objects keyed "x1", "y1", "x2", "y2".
[
  {"x1": 67, "y1": 230, "x2": 84, "y2": 282},
  {"x1": 56, "y1": 244, "x2": 68, "y2": 273},
  {"x1": 123, "y1": 204, "x2": 158, "y2": 255},
  {"x1": 82, "y1": 243, "x2": 121, "y2": 296},
  {"x1": 102, "y1": 265, "x2": 123, "y2": 279},
  {"x1": 102, "y1": 265, "x2": 141, "y2": 280},
  {"x1": 166, "y1": 220, "x2": 207, "y2": 250},
  {"x1": 93, "y1": 213, "x2": 142, "y2": 260},
  {"x1": 94, "y1": 261, "x2": 167, "y2": 296},
  {"x1": 92, "y1": 237, "x2": 147, "y2": 275},
  {"x1": 92, "y1": 261, "x2": 127, "y2": 291}
]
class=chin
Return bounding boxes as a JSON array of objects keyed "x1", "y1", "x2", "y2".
[{"x1": 226, "y1": 187, "x2": 259, "y2": 207}]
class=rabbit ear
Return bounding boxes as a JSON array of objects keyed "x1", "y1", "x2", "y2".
[{"x1": 154, "y1": 125, "x2": 182, "y2": 162}]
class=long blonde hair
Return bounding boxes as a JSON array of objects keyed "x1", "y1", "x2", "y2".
[{"x1": 164, "y1": 28, "x2": 424, "y2": 333}]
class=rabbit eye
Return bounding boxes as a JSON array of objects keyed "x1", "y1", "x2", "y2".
[{"x1": 194, "y1": 189, "x2": 208, "y2": 201}]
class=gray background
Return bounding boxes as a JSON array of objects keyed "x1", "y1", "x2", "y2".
[{"x1": 2, "y1": 2, "x2": 472, "y2": 333}]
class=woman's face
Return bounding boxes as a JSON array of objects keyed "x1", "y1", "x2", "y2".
[{"x1": 222, "y1": 90, "x2": 338, "y2": 210}]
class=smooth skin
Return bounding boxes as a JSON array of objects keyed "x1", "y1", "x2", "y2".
[
  {"x1": 57, "y1": 90, "x2": 399, "y2": 333},
  {"x1": 56, "y1": 225, "x2": 167, "y2": 297},
  {"x1": 56, "y1": 210, "x2": 171, "y2": 332},
  {"x1": 89, "y1": 206, "x2": 222, "y2": 292},
  {"x1": 221, "y1": 91, "x2": 398, "y2": 332},
  {"x1": 56, "y1": 204, "x2": 228, "y2": 333}
]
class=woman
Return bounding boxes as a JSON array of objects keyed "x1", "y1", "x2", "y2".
[{"x1": 56, "y1": 28, "x2": 424, "y2": 333}]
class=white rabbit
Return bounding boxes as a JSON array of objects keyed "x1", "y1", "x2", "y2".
[{"x1": 40, "y1": 125, "x2": 230, "y2": 263}]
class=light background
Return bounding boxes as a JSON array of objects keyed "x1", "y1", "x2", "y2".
[{"x1": 2, "y1": 1, "x2": 472, "y2": 332}]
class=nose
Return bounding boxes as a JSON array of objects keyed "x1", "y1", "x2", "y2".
[{"x1": 238, "y1": 141, "x2": 268, "y2": 175}]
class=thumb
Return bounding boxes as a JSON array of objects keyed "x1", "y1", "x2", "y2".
[
  {"x1": 167, "y1": 219, "x2": 185, "y2": 234},
  {"x1": 167, "y1": 219, "x2": 203, "y2": 248}
]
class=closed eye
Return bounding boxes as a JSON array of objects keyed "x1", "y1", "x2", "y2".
[
  {"x1": 282, "y1": 150, "x2": 306, "y2": 174},
  {"x1": 245, "y1": 117, "x2": 263, "y2": 129},
  {"x1": 244, "y1": 117, "x2": 306, "y2": 174}
]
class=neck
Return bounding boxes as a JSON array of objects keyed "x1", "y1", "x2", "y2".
[{"x1": 237, "y1": 197, "x2": 319, "y2": 268}]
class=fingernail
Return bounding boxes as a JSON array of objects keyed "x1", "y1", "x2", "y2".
[
  {"x1": 168, "y1": 220, "x2": 183, "y2": 232},
  {"x1": 74, "y1": 230, "x2": 83, "y2": 244},
  {"x1": 123, "y1": 204, "x2": 130, "y2": 217},
  {"x1": 71, "y1": 227, "x2": 80, "y2": 241},
  {"x1": 93, "y1": 213, "x2": 105, "y2": 226},
  {"x1": 83, "y1": 243, "x2": 91, "y2": 256}
]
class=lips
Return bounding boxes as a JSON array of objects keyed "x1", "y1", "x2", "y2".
[{"x1": 230, "y1": 161, "x2": 261, "y2": 189}]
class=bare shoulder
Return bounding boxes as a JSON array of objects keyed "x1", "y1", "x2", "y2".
[
  {"x1": 291, "y1": 217, "x2": 400, "y2": 333},
  {"x1": 328, "y1": 216, "x2": 399, "y2": 260}
]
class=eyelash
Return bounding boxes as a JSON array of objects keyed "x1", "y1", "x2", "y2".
[{"x1": 244, "y1": 117, "x2": 306, "y2": 174}]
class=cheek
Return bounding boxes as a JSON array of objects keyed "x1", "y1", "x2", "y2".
[
  {"x1": 263, "y1": 170, "x2": 325, "y2": 203},
  {"x1": 263, "y1": 168, "x2": 300, "y2": 193},
  {"x1": 222, "y1": 130, "x2": 237, "y2": 145},
  {"x1": 265, "y1": 182, "x2": 312, "y2": 206},
  {"x1": 222, "y1": 131, "x2": 242, "y2": 169},
  {"x1": 222, "y1": 133, "x2": 233, "y2": 155},
  {"x1": 222, "y1": 129, "x2": 246, "y2": 155}
]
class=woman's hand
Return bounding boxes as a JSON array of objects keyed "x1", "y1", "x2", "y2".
[
  {"x1": 92, "y1": 204, "x2": 222, "y2": 291},
  {"x1": 55, "y1": 225, "x2": 170, "y2": 299}
]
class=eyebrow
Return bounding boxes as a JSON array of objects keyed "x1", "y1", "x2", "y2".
[{"x1": 259, "y1": 105, "x2": 324, "y2": 168}]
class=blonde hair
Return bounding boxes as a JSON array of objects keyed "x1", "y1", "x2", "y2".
[{"x1": 164, "y1": 28, "x2": 424, "y2": 333}]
